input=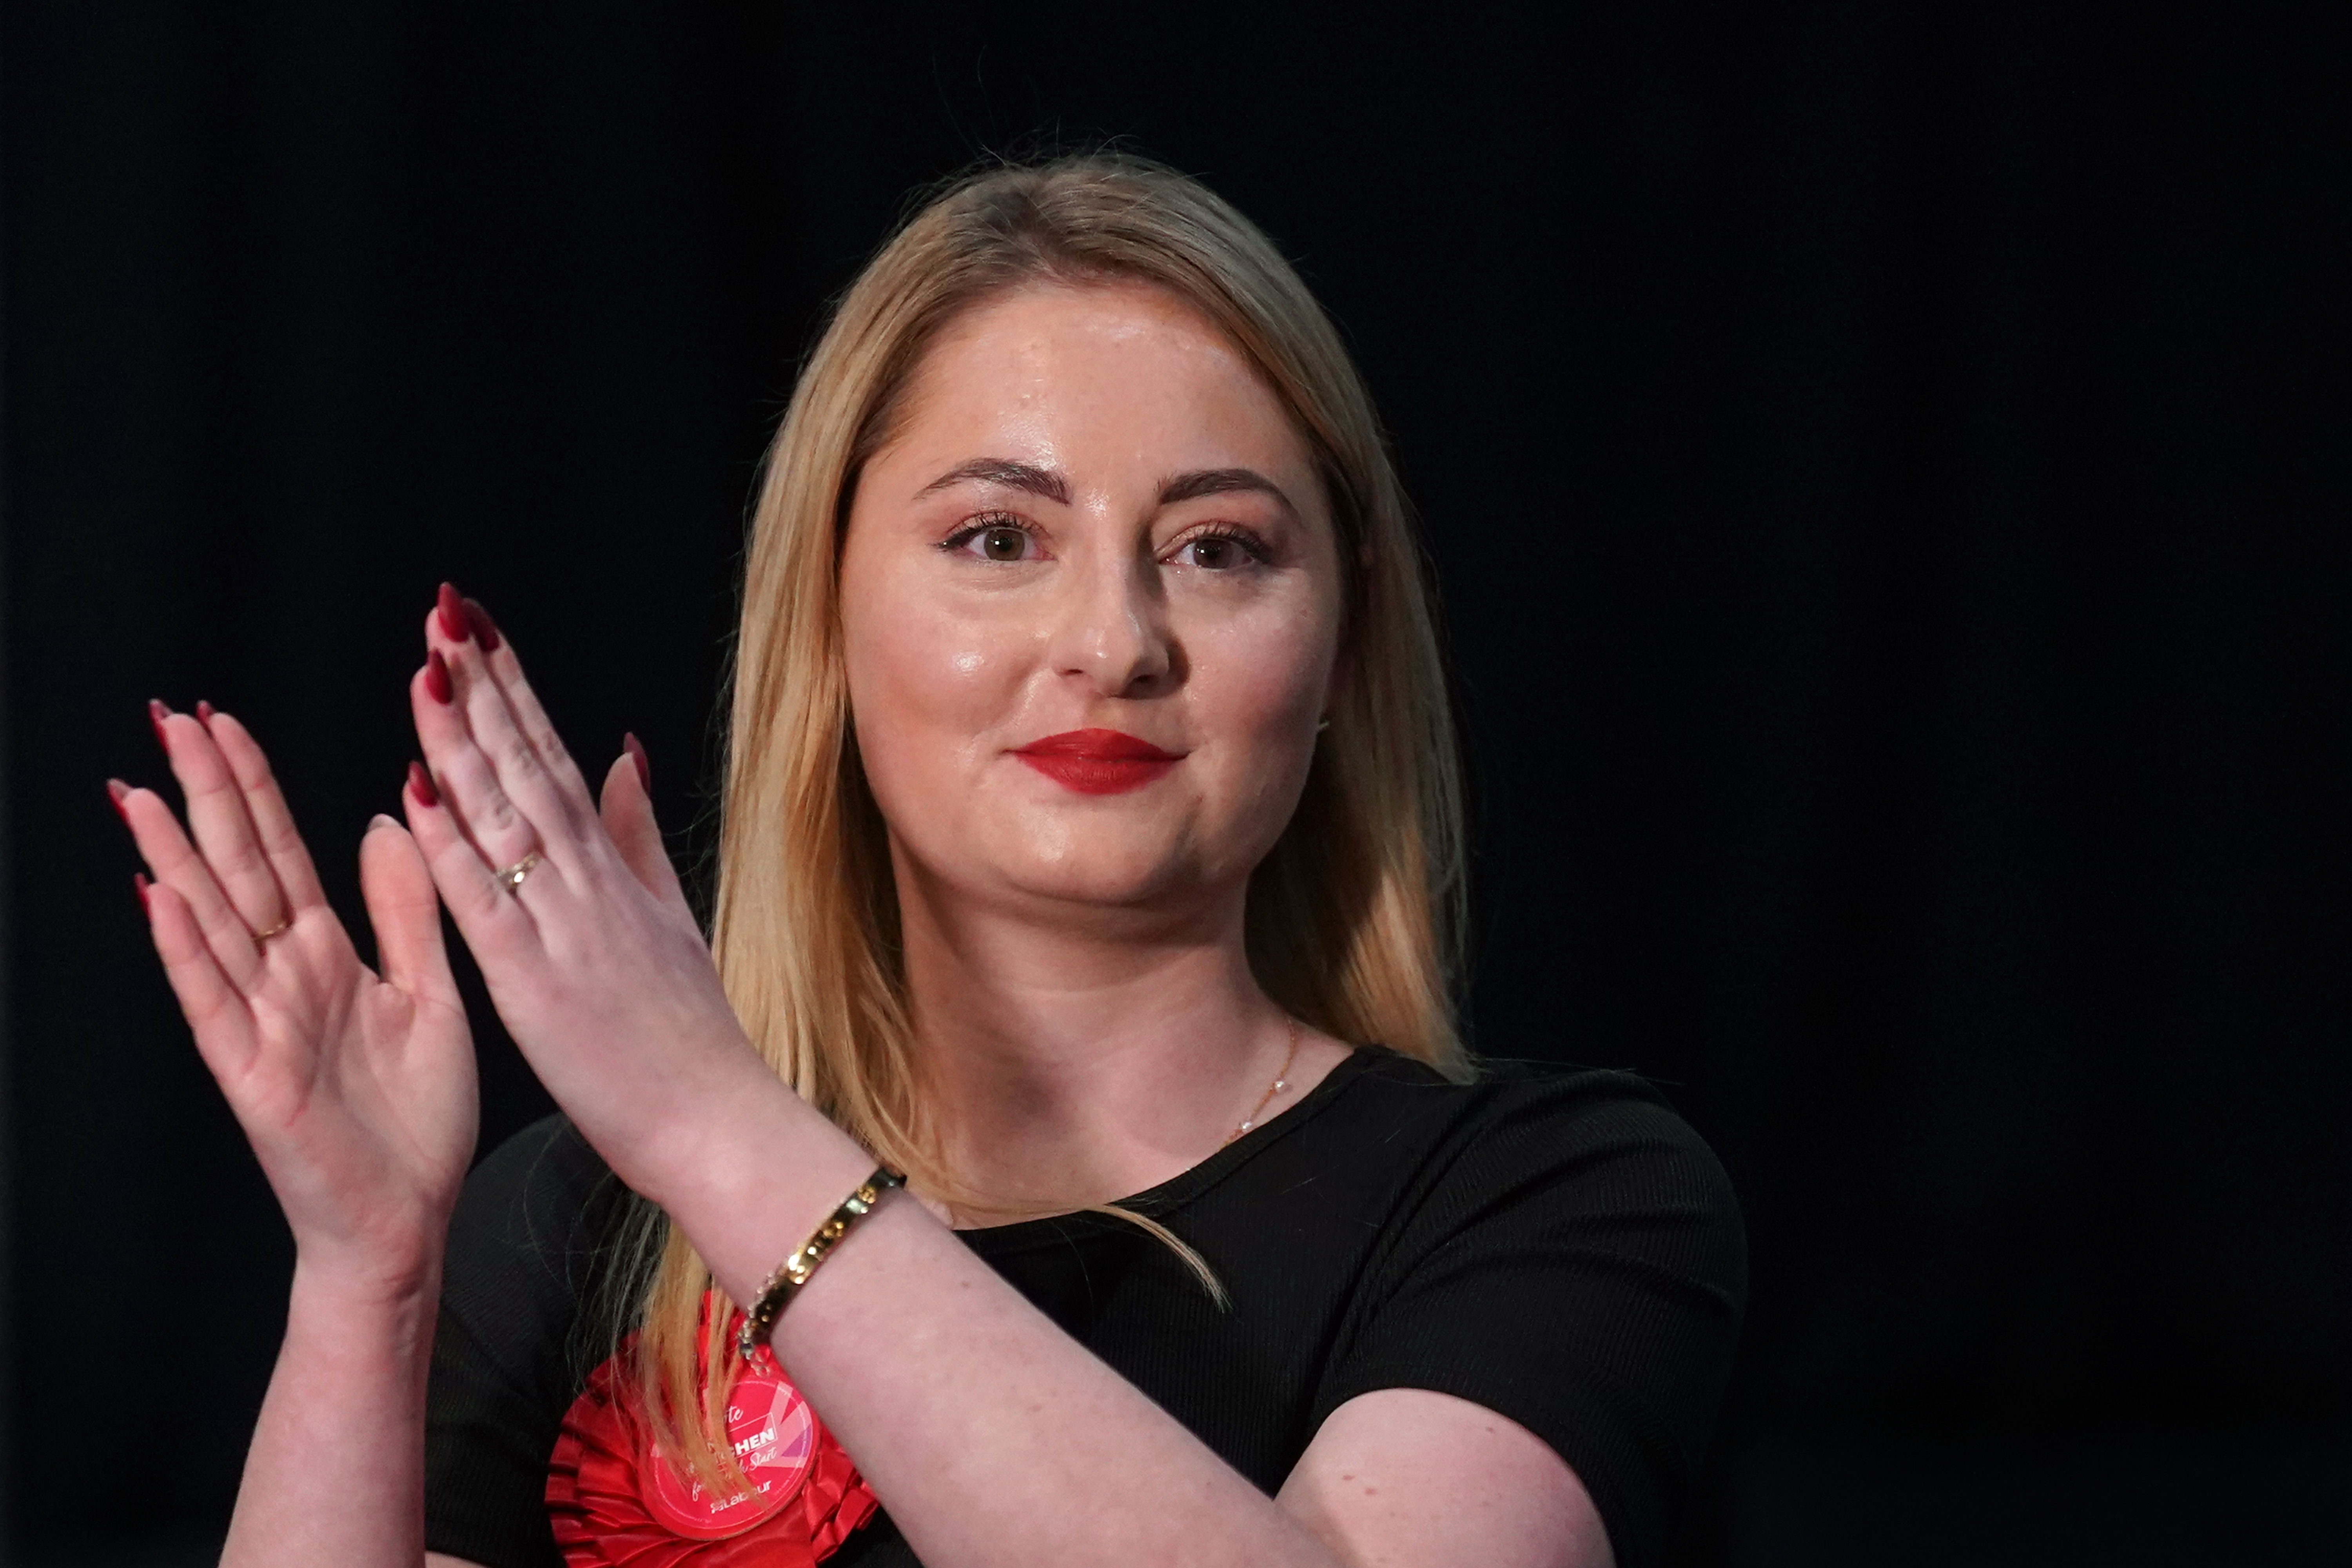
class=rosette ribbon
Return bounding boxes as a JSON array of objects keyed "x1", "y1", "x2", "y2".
[{"x1": 546, "y1": 1292, "x2": 878, "y2": 1566}]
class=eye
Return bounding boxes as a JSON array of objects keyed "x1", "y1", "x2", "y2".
[
  {"x1": 1168, "y1": 527, "x2": 1270, "y2": 572},
  {"x1": 942, "y1": 516, "x2": 1045, "y2": 563}
]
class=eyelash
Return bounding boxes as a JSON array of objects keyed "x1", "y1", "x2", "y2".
[
  {"x1": 938, "y1": 513, "x2": 1043, "y2": 560},
  {"x1": 936, "y1": 515, "x2": 1275, "y2": 568},
  {"x1": 1165, "y1": 524, "x2": 1273, "y2": 569}
]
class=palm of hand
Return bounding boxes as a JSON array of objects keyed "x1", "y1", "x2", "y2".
[
  {"x1": 117, "y1": 706, "x2": 479, "y2": 1283},
  {"x1": 235, "y1": 922, "x2": 477, "y2": 1278}
]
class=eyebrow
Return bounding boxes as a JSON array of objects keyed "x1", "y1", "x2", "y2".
[
  {"x1": 1157, "y1": 468, "x2": 1293, "y2": 511},
  {"x1": 916, "y1": 459, "x2": 1070, "y2": 505},
  {"x1": 914, "y1": 459, "x2": 1294, "y2": 514}
]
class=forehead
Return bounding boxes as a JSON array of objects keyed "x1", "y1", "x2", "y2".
[{"x1": 881, "y1": 281, "x2": 1314, "y2": 483}]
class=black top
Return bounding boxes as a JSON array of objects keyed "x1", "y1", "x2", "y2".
[{"x1": 424, "y1": 1049, "x2": 1745, "y2": 1568}]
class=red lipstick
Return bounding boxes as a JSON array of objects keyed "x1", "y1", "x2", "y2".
[{"x1": 1013, "y1": 728, "x2": 1183, "y2": 795}]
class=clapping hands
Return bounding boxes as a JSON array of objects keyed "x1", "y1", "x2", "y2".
[{"x1": 116, "y1": 586, "x2": 771, "y2": 1286}]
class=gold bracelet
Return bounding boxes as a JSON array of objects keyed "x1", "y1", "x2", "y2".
[{"x1": 736, "y1": 1166, "x2": 904, "y2": 1364}]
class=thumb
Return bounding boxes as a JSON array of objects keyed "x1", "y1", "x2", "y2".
[
  {"x1": 359, "y1": 814, "x2": 458, "y2": 1004},
  {"x1": 601, "y1": 735, "x2": 693, "y2": 922}
]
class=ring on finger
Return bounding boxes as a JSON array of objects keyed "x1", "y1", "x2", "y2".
[
  {"x1": 499, "y1": 851, "x2": 542, "y2": 893},
  {"x1": 249, "y1": 916, "x2": 293, "y2": 948}
]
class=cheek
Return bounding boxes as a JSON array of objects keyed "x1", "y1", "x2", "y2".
[
  {"x1": 846, "y1": 614, "x2": 993, "y2": 722},
  {"x1": 1185, "y1": 606, "x2": 1336, "y2": 802},
  {"x1": 1192, "y1": 597, "x2": 1335, "y2": 726},
  {"x1": 840, "y1": 574, "x2": 1019, "y2": 807}
]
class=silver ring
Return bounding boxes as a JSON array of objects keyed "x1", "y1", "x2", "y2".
[{"x1": 499, "y1": 851, "x2": 541, "y2": 892}]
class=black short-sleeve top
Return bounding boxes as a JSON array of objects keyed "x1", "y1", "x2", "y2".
[{"x1": 424, "y1": 1049, "x2": 1746, "y2": 1568}]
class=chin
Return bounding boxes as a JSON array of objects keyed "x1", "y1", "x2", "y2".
[
  {"x1": 890, "y1": 793, "x2": 1271, "y2": 921},
  {"x1": 1007, "y1": 844, "x2": 1197, "y2": 909},
  {"x1": 965, "y1": 816, "x2": 1227, "y2": 913}
]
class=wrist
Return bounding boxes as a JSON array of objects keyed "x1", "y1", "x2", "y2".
[
  {"x1": 558, "y1": 1015, "x2": 784, "y2": 1201},
  {"x1": 289, "y1": 1241, "x2": 444, "y2": 1321},
  {"x1": 630, "y1": 1069, "x2": 884, "y2": 1299},
  {"x1": 626, "y1": 1048, "x2": 842, "y2": 1208}
]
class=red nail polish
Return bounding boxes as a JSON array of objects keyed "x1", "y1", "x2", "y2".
[
  {"x1": 196, "y1": 700, "x2": 216, "y2": 724},
  {"x1": 148, "y1": 699, "x2": 173, "y2": 749},
  {"x1": 436, "y1": 583, "x2": 473, "y2": 642},
  {"x1": 623, "y1": 732, "x2": 650, "y2": 792},
  {"x1": 424, "y1": 649, "x2": 453, "y2": 704},
  {"x1": 107, "y1": 779, "x2": 132, "y2": 823},
  {"x1": 407, "y1": 760, "x2": 440, "y2": 807},
  {"x1": 134, "y1": 873, "x2": 151, "y2": 914},
  {"x1": 463, "y1": 596, "x2": 503, "y2": 652}
]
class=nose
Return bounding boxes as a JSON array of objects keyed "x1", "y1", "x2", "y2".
[{"x1": 1048, "y1": 549, "x2": 1175, "y2": 698}]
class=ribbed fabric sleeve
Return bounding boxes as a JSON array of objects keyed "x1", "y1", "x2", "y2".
[{"x1": 1305, "y1": 1078, "x2": 1746, "y2": 1567}]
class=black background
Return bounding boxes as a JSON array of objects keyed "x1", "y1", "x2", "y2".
[{"x1": 2, "y1": 4, "x2": 2341, "y2": 1564}]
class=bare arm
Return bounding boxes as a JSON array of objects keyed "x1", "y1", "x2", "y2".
[
  {"x1": 227, "y1": 1264, "x2": 441, "y2": 1566},
  {"x1": 116, "y1": 708, "x2": 476, "y2": 1568},
  {"x1": 1282, "y1": 1391, "x2": 1613, "y2": 1568},
  {"x1": 407, "y1": 613, "x2": 1612, "y2": 1568},
  {"x1": 773, "y1": 1198, "x2": 1612, "y2": 1567}
]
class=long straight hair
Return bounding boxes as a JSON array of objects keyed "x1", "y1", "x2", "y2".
[{"x1": 633, "y1": 152, "x2": 1469, "y2": 1491}]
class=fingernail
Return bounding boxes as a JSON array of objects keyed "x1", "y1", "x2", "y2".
[
  {"x1": 148, "y1": 699, "x2": 173, "y2": 749},
  {"x1": 196, "y1": 700, "x2": 216, "y2": 724},
  {"x1": 407, "y1": 760, "x2": 440, "y2": 807},
  {"x1": 424, "y1": 648, "x2": 453, "y2": 704},
  {"x1": 134, "y1": 872, "x2": 151, "y2": 914},
  {"x1": 368, "y1": 813, "x2": 399, "y2": 832},
  {"x1": 107, "y1": 779, "x2": 132, "y2": 823},
  {"x1": 624, "y1": 732, "x2": 650, "y2": 792},
  {"x1": 463, "y1": 596, "x2": 503, "y2": 652},
  {"x1": 436, "y1": 583, "x2": 473, "y2": 642}
]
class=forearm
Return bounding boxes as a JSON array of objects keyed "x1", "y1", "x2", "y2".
[
  {"x1": 655, "y1": 1094, "x2": 1342, "y2": 1568},
  {"x1": 221, "y1": 1258, "x2": 441, "y2": 1568},
  {"x1": 784, "y1": 1204, "x2": 1340, "y2": 1568}
]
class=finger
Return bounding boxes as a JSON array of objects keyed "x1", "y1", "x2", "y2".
[
  {"x1": 201, "y1": 708, "x2": 330, "y2": 914},
  {"x1": 116, "y1": 781, "x2": 268, "y2": 989},
  {"x1": 599, "y1": 741, "x2": 693, "y2": 921},
  {"x1": 425, "y1": 592, "x2": 597, "y2": 833},
  {"x1": 410, "y1": 658, "x2": 553, "y2": 884},
  {"x1": 358, "y1": 813, "x2": 460, "y2": 1006},
  {"x1": 157, "y1": 706, "x2": 290, "y2": 935},
  {"x1": 401, "y1": 758, "x2": 539, "y2": 949},
  {"x1": 442, "y1": 590, "x2": 599, "y2": 813},
  {"x1": 143, "y1": 877, "x2": 263, "y2": 1083}
]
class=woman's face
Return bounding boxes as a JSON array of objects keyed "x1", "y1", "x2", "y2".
[{"x1": 839, "y1": 280, "x2": 1343, "y2": 927}]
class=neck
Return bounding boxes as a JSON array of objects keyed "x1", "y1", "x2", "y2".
[{"x1": 892, "y1": 863, "x2": 1296, "y2": 1219}]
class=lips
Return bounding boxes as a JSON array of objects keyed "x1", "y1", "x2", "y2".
[{"x1": 1011, "y1": 728, "x2": 1184, "y2": 795}]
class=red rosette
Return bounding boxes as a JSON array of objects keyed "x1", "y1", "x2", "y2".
[{"x1": 546, "y1": 1293, "x2": 879, "y2": 1567}]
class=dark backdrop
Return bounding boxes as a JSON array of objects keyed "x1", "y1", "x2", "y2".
[{"x1": 3, "y1": 5, "x2": 2341, "y2": 1564}]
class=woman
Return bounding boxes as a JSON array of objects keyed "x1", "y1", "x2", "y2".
[{"x1": 113, "y1": 156, "x2": 1742, "y2": 1568}]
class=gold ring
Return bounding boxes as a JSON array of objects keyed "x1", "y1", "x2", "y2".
[
  {"x1": 499, "y1": 851, "x2": 542, "y2": 892},
  {"x1": 249, "y1": 917, "x2": 292, "y2": 947}
]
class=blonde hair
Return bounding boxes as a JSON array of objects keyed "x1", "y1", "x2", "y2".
[{"x1": 631, "y1": 152, "x2": 1468, "y2": 1491}]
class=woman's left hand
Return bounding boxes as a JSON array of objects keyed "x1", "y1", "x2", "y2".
[{"x1": 400, "y1": 587, "x2": 781, "y2": 1200}]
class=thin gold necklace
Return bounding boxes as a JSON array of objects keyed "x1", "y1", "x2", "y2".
[{"x1": 1223, "y1": 1018, "x2": 1303, "y2": 1147}]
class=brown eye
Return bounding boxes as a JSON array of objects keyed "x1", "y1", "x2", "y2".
[
  {"x1": 1182, "y1": 533, "x2": 1263, "y2": 570},
  {"x1": 971, "y1": 525, "x2": 1031, "y2": 561}
]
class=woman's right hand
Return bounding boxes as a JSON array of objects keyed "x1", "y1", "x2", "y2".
[{"x1": 114, "y1": 704, "x2": 478, "y2": 1292}]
